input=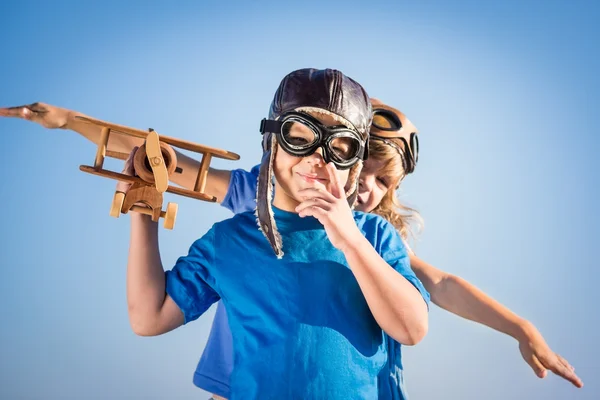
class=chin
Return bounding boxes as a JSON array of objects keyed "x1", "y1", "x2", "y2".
[{"x1": 354, "y1": 204, "x2": 368, "y2": 212}]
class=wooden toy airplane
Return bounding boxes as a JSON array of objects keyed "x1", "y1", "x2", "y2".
[{"x1": 76, "y1": 116, "x2": 240, "y2": 229}]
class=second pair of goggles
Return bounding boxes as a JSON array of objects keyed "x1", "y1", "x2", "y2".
[
  {"x1": 260, "y1": 112, "x2": 367, "y2": 170},
  {"x1": 371, "y1": 108, "x2": 419, "y2": 174}
]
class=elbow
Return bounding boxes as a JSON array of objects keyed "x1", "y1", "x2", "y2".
[
  {"x1": 396, "y1": 314, "x2": 429, "y2": 346},
  {"x1": 400, "y1": 294, "x2": 430, "y2": 346},
  {"x1": 386, "y1": 307, "x2": 429, "y2": 346},
  {"x1": 128, "y1": 305, "x2": 160, "y2": 337},
  {"x1": 130, "y1": 320, "x2": 157, "y2": 337},
  {"x1": 402, "y1": 318, "x2": 428, "y2": 346}
]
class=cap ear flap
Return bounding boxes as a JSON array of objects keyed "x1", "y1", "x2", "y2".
[
  {"x1": 345, "y1": 160, "x2": 363, "y2": 209},
  {"x1": 256, "y1": 135, "x2": 284, "y2": 258},
  {"x1": 262, "y1": 132, "x2": 273, "y2": 153}
]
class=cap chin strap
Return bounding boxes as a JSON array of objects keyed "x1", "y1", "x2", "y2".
[{"x1": 345, "y1": 160, "x2": 362, "y2": 209}]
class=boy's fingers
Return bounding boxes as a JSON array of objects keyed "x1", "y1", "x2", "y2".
[
  {"x1": 298, "y1": 187, "x2": 336, "y2": 202},
  {"x1": 296, "y1": 198, "x2": 331, "y2": 213},
  {"x1": 298, "y1": 205, "x2": 326, "y2": 221},
  {"x1": 123, "y1": 146, "x2": 139, "y2": 172},
  {"x1": 326, "y1": 163, "x2": 342, "y2": 198},
  {"x1": 115, "y1": 182, "x2": 130, "y2": 193},
  {"x1": 116, "y1": 146, "x2": 140, "y2": 193},
  {"x1": 333, "y1": 163, "x2": 345, "y2": 196}
]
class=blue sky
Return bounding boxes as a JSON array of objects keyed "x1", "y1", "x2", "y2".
[{"x1": 1, "y1": 0, "x2": 598, "y2": 399}]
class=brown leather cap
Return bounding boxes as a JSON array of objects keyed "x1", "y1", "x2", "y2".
[{"x1": 269, "y1": 68, "x2": 371, "y2": 139}]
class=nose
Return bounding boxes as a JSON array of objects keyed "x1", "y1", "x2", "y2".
[{"x1": 306, "y1": 147, "x2": 326, "y2": 166}]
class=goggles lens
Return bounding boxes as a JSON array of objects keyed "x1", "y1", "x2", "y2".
[
  {"x1": 281, "y1": 120, "x2": 319, "y2": 148},
  {"x1": 329, "y1": 136, "x2": 360, "y2": 162},
  {"x1": 372, "y1": 108, "x2": 402, "y2": 131}
]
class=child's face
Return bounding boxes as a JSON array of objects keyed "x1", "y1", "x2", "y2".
[
  {"x1": 272, "y1": 112, "x2": 351, "y2": 211},
  {"x1": 356, "y1": 157, "x2": 392, "y2": 213}
]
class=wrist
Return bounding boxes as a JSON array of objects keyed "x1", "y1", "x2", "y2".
[
  {"x1": 63, "y1": 110, "x2": 76, "y2": 130},
  {"x1": 513, "y1": 318, "x2": 535, "y2": 342},
  {"x1": 130, "y1": 211, "x2": 157, "y2": 225},
  {"x1": 339, "y1": 229, "x2": 367, "y2": 255}
]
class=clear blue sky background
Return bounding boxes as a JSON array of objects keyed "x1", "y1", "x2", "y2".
[{"x1": 1, "y1": 1, "x2": 598, "y2": 399}]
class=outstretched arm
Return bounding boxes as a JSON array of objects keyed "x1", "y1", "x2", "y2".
[
  {"x1": 410, "y1": 255, "x2": 583, "y2": 388},
  {"x1": 0, "y1": 102, "x2": 232, "y2": 201}
]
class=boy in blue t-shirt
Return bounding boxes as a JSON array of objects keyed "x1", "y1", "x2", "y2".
[
  {"x1": 195, "y1": 165, "x2": 425, "y2": 400},
  {"x1": 124, "y1": 68, "x2": 429, "y2": 399}
]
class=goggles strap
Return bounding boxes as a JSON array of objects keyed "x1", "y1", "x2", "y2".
[
  {"x1": 370, "y1": 136, "x2": 413, "y2": 173},
  {"x1": 259, "y1": 118, "x2": 283, "y2": 135}
]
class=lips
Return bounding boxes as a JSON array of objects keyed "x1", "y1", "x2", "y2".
[{"x1": 297, "y1": 172, "x2": 327, "y2": 183}]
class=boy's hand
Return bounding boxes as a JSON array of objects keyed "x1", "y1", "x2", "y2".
[
  {"x1": 518, "y1": 323, "x2": 583, "y2": 387},
  {"x1": 295, "y1": 162, "x2": 363, "y2": 252},
  {"x1": 116, "y1": 146, "x2": 139, "y2": 194},
  {"x1": 0, "y1": 102, "x2": 70, "y2": 129}
]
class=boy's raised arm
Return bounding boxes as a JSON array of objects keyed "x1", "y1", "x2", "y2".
[
  {"x1": 127, "y1": 212, "x2": 185, "y2": 336},
  {"x1": 342, "y1": 235, "x2": 429, "y2": 345},
  {"x1": 120, "y1": 152, "x2": 219, "y2": 337},
  {"x1": 296, "y1": 163, "x2": 429, "y2": 345}
]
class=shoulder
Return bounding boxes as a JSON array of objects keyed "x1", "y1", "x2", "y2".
[
  {"x1": 353, "y1": 211, "x2": 406, "y2": 253},
  {"x1": 211, "y1": 210, "x2": 256, "y2": 231},
  {"x1": 189, "y1": 211, "x2": 257, "y2": 253},
  {"x1": 352, "y1": 211, "x2": 395, "y2": 234},
  {"x1": 229, "y1": 165, "x2": 260, "y2": 184}
]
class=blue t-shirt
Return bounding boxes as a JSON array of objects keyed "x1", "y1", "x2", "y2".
[
  {"x1": 194, "y1": 302, "x2": 233, "y2": 396},
  {"x1": 220, "y1": 164, "x2": 260, "y2": 214},
  {"x1": 167, "y1": 205, "x2": 426, "y2": 400},
  {"x1": 193, "y1": 166, "x2": 428, "y2": 399}
]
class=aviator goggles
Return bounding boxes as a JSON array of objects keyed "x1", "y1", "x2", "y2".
[{"x1": 260, "y1": 111, "x2": 367, "y2": 170}]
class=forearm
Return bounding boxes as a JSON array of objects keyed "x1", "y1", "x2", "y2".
[
  {"x1": 343, "y1": 237, "x2": 428, "y2": 345},
  {"x1": 126, "y1": 213, "x2": 170, "y2": 335},
  {"x1": 430, "y1": 271, "x2": 527, "y2": 341}
]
